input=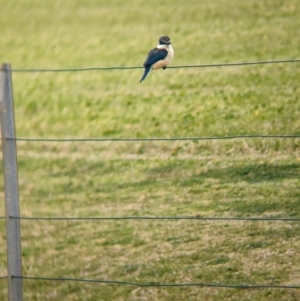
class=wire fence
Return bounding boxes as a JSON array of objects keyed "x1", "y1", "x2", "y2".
[
  {"x1": 1, "y1": 59, "x2": 300, "y2": 299},
  {"x1": 3, "y1": 213, "x2": 300, "y2": 222},
  {"x1": 8, "y1": 58, "x2": 300, "y2": 72},
  {"x1": 6, "y1": 134, "x2": 300, "y2": 142},
  {"x1": 10, "y1": 276, "x2": 300, "y2": 289},
  {"x1": 8, "y1": 215, "x2": 300, "y2": 222}
]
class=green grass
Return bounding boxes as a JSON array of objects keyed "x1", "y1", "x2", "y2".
[{"x1": 1, "y1": 0, "x2": 300, "y2": 300}]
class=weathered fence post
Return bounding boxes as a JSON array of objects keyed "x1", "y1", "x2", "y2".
[{"x1": 0, "y1": 63, "x2": 23, "y2": 301}]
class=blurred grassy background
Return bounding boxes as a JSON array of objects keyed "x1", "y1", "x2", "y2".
[{"x1": 1, "y1": 0, "x2": 300, "y2": 300}]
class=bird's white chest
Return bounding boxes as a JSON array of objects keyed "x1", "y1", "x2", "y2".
[
  {"x1": 152, "y1": 45, "x2": 174, "y2": 70},
  {"x1": 167, "y1": 45, "x2": 174, "y2": 60}
]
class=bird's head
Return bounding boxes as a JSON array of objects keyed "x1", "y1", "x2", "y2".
[{"x1": 159, "y1": 36, "x2": 171, "y2": 45}]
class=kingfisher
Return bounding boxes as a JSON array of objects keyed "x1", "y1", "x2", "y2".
[{"x1": 140, "y1": 36, "x2": 174, "y2": 82}]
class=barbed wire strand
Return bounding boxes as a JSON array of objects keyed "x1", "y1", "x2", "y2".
[
  {"x1": 8, "y1": 59, "x2": 300, "y2": 73},
  {"x1": 6, "y1": 134, "x2": 300, "y2": 143},
  {"x1": 10, "y1": 216, "x2": 300, "y2": 222},
  {"x1": 13, "y1": 275, "x2": 300, "y2": 289},
  {"x1": 0, "y1": 276, "x2": 8, "y2": 280}
]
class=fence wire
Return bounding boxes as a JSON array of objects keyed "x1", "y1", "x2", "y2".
[
  {"x1": 8, "y1": 58, "x2": 300, "y2": 72},
  {"x1": 10, "y1": 215, "x2": 300, "y2": 222},
  {"x1": 13, "y1": 275, "x2": 300, "y2": 289},
  {"x1": 6, "y1": 134, "x2": 300, "y2": 142}
]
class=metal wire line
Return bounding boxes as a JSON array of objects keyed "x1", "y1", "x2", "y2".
[
  {"x1": 6, "y1": 134, "x2": 300, "y2": 142},
  {"x1": 13, "y1": 276, "x2": 300, "y2": 289},
  {"x1": 7, "y1": 59, "x2": 300, "y2": 72},
  {"x1": 10, "y1": 215, "x2": 300, "y2": 222}
]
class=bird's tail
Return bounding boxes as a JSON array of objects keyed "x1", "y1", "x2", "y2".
[{"x1": 140, "y1": 66, "x2": 151, "y2": 83}]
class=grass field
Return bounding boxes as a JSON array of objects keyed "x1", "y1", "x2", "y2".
[{"x1": 1, "y1": 0, "x2": 300, "y2": 300}]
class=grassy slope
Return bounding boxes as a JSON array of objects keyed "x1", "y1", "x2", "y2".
[{"x1": 1, "y1": 0, "x2": 300, "y2": 300}]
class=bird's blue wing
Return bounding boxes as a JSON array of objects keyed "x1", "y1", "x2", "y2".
[{"x1": 144, "y1": 48, "x2": 168, "y2": 67}]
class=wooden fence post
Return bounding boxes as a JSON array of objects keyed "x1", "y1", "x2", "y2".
[{"x1": 0, "y1": 63, "x2": 23, "y2": 301}]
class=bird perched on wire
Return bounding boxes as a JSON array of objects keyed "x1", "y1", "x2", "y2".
[{"x1": 140, "y1": 36, "x2": 174, "y2": 82}]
